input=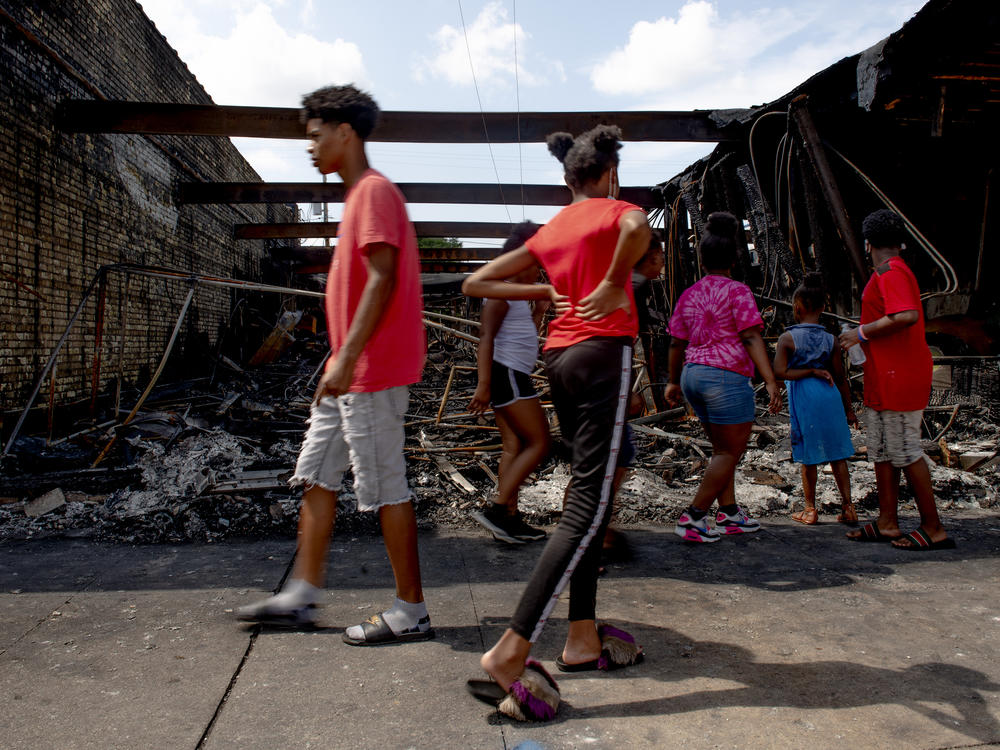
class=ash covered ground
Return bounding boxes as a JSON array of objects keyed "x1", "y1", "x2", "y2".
[{"x1": 2, "y1": 329, "x2": 997, "y2": 544}]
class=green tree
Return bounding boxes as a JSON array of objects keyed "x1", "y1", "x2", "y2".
[{"x1": 417, "y1": 237, "x2": 463, "y2": 249}]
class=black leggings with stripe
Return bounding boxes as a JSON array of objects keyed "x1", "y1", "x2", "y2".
[{"x1": 509, "y1": 336, "x2": 632, "y2": 642}]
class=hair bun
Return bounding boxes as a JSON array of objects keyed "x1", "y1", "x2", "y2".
[
  {"x1": 706, "y1": 211, "x2": 739, "y2": 240},
  {"x1": 590, "y1": 125, "x2": 623, "y2": 154},
  {"x1": 546, "y1": 132, "x2": 574, "y2": 163}
]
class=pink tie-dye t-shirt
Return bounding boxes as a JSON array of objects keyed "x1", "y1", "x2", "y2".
[{"x1": 668, "y1": 275, "x2": 763, "y2": 377}]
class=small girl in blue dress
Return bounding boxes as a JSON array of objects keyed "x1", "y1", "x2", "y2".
[{"x1": 773, "y1": 273, "x2": 858, "y2": 525}]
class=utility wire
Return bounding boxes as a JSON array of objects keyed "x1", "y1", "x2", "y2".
[
  {"x1": 513, "y1": 0, "x2": 524, "y2": 218},
  {"x1": 458, "y1": 0, "x2": 512, "y2": 225}
]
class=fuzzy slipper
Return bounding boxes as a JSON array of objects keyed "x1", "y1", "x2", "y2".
[
  {"x1": 891, "y1": 527, "x2": 957, "y2": 551},
  {"x1": 467, "y1": 659, "x2": 561, "y2": 722},
  {"x1": 846, "y1": 521, "x2": 899, "y2": 543},
  {"x1": 556, "y1": 624, "x2": 644, "y2": 673}
]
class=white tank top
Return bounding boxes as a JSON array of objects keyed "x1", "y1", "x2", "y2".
[{"x1": 491, "y1": 299, "x2": 539, "y2": 375}]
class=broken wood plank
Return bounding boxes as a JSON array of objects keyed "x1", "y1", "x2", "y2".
[{"x1": 418, "y1": 432, "x2": 477, "y2": 494}]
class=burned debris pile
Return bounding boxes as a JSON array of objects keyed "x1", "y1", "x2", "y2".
[{"x1": 1, "y1": 295, "x2": 997, "y2": 544}]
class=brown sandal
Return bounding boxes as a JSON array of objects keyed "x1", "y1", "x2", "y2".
[
  {"x1": 791, "y1": 508, "x2": 819, "y2": 525},
  {"x1": 836, "y1": 505, "x2": 858, "y2": 526}
]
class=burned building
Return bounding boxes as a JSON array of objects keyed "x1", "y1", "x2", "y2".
[
  {"x1": 656, "y1": 0, "x2": 998, "y2": 352},
  {"x1": 0, "y1": 0, "x2": 297, "y2": 422}
]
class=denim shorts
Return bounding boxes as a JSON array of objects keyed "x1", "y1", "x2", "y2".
[
  {"x1": 680, "y1": 363, "x2": 755, "y2": 424},
  {"x1": 290, "y1": 386, "x2": 412, "y2": 511}
]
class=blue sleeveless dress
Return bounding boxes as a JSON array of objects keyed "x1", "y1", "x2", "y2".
[{"x1": 785, "y1": 323, "x2": 855, "y2": 465}]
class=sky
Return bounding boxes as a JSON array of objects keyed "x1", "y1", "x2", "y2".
[{"x1": 138, "y1": 0, "x2": 927, "y2": 246}]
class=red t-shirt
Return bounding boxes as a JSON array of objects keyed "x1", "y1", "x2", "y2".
[
  {"x1": 325, "y1": 169, "x2": 426, "y2": 392},
  {"x1": 525, "y1": 198, "x2": 644, "y2": 350},
  {"x1": 860, "y1": 256, "x2": 932, "y2": 411}
]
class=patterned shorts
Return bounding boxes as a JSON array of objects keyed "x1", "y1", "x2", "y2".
[{"x1": 865, "y1": 408, "x2": 924, "y2": 467}]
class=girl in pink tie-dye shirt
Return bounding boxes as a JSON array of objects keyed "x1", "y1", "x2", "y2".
[{"x1": 665, "y1": 212, "x2": 782, "y2": 543}]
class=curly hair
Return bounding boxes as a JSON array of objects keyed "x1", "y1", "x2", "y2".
[
  {"x1": 862, "y1": 209, "x2": 907, "y2": 249},
  {"x1": 545, "y1": 125, "x2": 622, "y2": 191},
  {"x1": 793, "y1": 271, "x2": 826, "y2": 312},
  {"x1": 700, "y1": 211, "x2": 740, "y2": 270},
  {"x1": 300, "y1": 85, "x2": 380, "y2": 139},
  {"x1": 501, "y1": 220, "x2": 541, "y2": 254}
]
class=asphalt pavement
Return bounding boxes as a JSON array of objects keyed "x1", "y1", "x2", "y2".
[{"x1": 1, "y1": 510, "x2": 998, "y2": 749}]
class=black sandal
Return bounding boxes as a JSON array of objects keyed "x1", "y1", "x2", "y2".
[{"x1": 341, "y1": 612, "x2": 435, "y2": 646}]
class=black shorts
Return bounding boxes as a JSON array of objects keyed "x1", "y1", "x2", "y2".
[{"x1": 491, "y1": 361, "x2": 538, "y2": 408}]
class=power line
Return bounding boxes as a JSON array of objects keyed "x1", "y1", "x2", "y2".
[
  {"x1": 512, "y1": 0, "x2": 524, "y2": 219},
  {"x1": 458, "y1": 0, "x2": 512, "y2": 225}
]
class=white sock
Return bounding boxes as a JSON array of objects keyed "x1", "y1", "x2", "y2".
[
  {"x1": 344, "y1": 597, "x2": 429, "y2": 640},
  {"x1": 268, "y1": 578, "x2": 319, "y2": 609}
]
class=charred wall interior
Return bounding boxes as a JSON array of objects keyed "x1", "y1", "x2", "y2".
[
  {"x1": 0, "y1": 0, "x2": 297, "y2": 420},
  {"x1": 657, "y1": 0, "x2": 999, "y2": 355}
]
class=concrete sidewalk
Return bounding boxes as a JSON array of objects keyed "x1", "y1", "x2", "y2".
[{"x1": 1, "y1": 512, "x2": 998, "y2": 749}]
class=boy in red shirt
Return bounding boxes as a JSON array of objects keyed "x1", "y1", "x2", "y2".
[
  {"x1": 839, "y1": 209, "x2": 954, "y2": 550},
  {"x1": 237, "y1": 85, "x2": 434, "y2": 640}
]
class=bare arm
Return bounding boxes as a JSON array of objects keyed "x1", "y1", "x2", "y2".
[
  {"x1": 739, "y1": 327, "x2": 782, "y2": 413},
  {"x1": 838, "y1": 309, "x2": 919, "y2": 348},
  {"x1": 830, "y1": 338, "x2": 858, "y2": 426},
  {"x1": 576, "y1": 211, "x2": 651, "y2": 321},
  {"x1": 469, "y1": 299, "x2": 507, "y2": 415},
  {"x1": 315, "y1": 242, "x2": 397, "y2": 401},
  {"x1": 664, "y1": 337, "x2": 688, "y2": 407},
  {"x1": 773, "y1": 331, "x2": 833, "y2": 384},
  {"x1": 462, "y1": 246, "x2": 569, "y2": 315}
]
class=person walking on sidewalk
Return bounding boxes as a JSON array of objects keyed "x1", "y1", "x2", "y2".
[
  {"x1": 665, "y1": 212, "x2": 782, "y2": 543},
  {"x1": 839, "y1": 209, "x2": 954, "y2": 551},
  {"x1": 237, "y1": 85, "x2": 435, "y2": 643},
  {"x1": 469, "y1": 221, "x2": 550, "y2": 545},
  {"x1": 462, "y1": 125, "x2": 647, "y2": 720},
  {"x1": 773, "y1": 272, "x2": 858, "y2": 526}
]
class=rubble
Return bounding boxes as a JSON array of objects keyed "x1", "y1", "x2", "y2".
[{"x1": 0, "y1": 309, "x2": 997, "y2": 544}]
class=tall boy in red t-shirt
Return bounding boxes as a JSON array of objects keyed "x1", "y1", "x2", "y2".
[
  {"x1": 237, "y1": 85, "x2": 435, "y2": 640},
  {"x1": 839, "y1": 210, "x2": 953, "y2": 550}
]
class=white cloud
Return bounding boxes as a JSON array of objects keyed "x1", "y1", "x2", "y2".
[
  {"x1": 589, "y1": 0, "x2": 924, "y2": 110},
  {"x1": 417, "y1": 1, "x2": 560, "y2": 88},
  {"x1": 139, "y1": 1, "x2": 369, "y2": 107},
  {"x1": 591, "y1": 1, "x2": 809, "y2": 98}
]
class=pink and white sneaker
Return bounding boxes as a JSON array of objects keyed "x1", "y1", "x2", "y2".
[
  {"x1": 715, "y1": 506, "x2": 761, "y2": 534},
  {"x1": 674, "y1": 511, "x2": 721, "y2": 543}
]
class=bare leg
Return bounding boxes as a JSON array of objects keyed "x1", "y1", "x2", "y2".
[
  {"x1": 481, "y1": 628, "x2": 532, "y2": 691},
  {"x1": 846, "y1": 461, "x2": 901, "y2": 539},
  {"x1": 792, "y1": 465, "x2": 819, "y2": 524},
  {"x1": 690, "y1": 421, "x2": 752, "y2": 512},
  {"x1": 830, "y1": 460, "x2": 857, "y2": 523},
  {"x1": 494, "y1": 398, "x2": 550, "y2": 512},
  {"x1": 291, "y1": 484, "x2": 337, "y2": 587},
  {"x1": 378, "y1": 500, "x2": 424, "y2": 604},
  {"x1": 893, "y1": 457, "x2": 948, "y2": 546},
  {"x1": 561, "y1": 619, "x2": 603, "y2": 665}
]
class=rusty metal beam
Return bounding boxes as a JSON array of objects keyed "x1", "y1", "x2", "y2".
[
  {"x1": 178, "y1": 181, "x2": 663, "y2": 209},
  {"x1": 788, "y1": 96, "x2": 868, "y2": 287},
  {"x1": 59, "y1": 100, "x2": 741, "y2": 142},
  {"x1": 238, "y1": 221, "x2": 520, "y2": 240}
]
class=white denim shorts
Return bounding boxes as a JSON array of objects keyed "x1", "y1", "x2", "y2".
[
  {"x1": 865, "y1": 408, "x2": 925, "y2": 467},
  {"x1": 290, "y1": 386, "x2": 411, "y2": 511}
]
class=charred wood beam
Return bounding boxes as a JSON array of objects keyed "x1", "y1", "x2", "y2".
[
  {"x1": 270, "y1": 245, "x2": 498, "y2": 263},
  {"x1": 238, "y1": 221, "x2": 517, "y2": 240},
  {"x1": 59, "y1": 100, "x2": 742, "y2": 142},
  {"x1": 736, "y1": 163, "x2": 801, "y2": 292},
  {"x1": 178, "y1": 181, "x2": 663, "y2": 209},
  {"x1": 788, "y1": 95, "x2": 867, "y2": 287}
]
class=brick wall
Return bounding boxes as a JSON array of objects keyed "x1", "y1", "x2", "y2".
[{"x1": 0, "y1": 0, "x2": 297, "y2": 416}]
